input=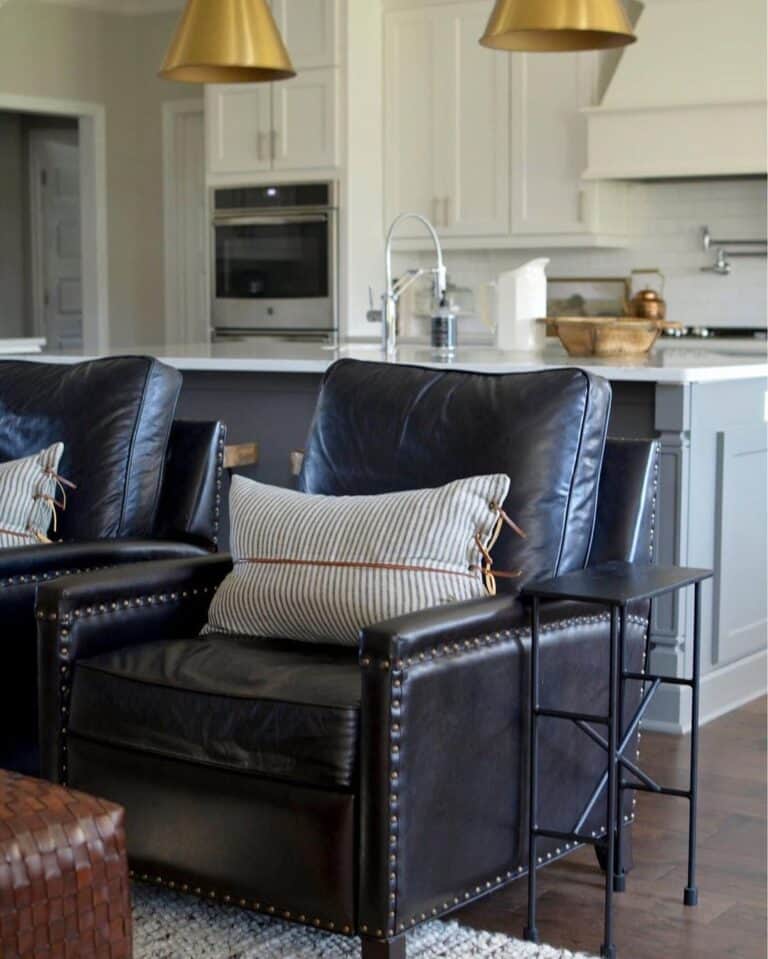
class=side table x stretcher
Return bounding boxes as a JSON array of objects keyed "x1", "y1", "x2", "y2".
[{"x1": 520, "y1": 561, "x2": 714, "y2": 959}]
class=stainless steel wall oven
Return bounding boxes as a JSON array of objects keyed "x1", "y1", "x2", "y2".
[{"x1": 212, "y1": 182, "x2": 338, "y2": 341}]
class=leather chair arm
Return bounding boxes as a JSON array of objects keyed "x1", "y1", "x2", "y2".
[
  {"x1": 360, "y1": 594, "x2": 522, "y2": 664},
  {"x1": 36, "y1": 554, "x2": 232, "y2": 782},
  {"x1": 0, "y1": 539, "x2": 208, "y2": 589},
  {"x1": 358, "y1": 597, "x2": 648, "y2": 938},
  {"x1": 359, "y1": 593, "x2": 612, "y2": 662},
  {"x1": 589, "y1": 438, "x2": 659, "y2": 567}
]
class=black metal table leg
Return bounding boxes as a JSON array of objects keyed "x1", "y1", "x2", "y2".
[
  {"x1": 524, "y1": 596, "x2": 541, "y2": 944},
  {"x1": 614, "y1": 605, "x2": 627, "y2": 894},
  {"x1": 684, "y1": 582, "x2": 702, "y2": 907},
  {"x1": 601, "y1": 605, "x2": 620, "y2": 959},
  {"x1": 519, "y1": 564, "x2": 712, "y2": 958}
]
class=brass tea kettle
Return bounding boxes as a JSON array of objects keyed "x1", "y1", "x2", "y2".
[{"x1": 629, "y1": 269, "x2": 666, "y2": 321}]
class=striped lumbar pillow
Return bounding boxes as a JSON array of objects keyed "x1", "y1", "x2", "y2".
[
  {"x1": 205, "y1": 473, "x2": 512, "y2": 646},
  {"x1": 0, "y1": 443, "x2": 65, "y2": 548}
]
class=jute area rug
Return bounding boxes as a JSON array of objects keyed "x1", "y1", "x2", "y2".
[{"x1": 134, "y1": 885, "x2": 598, "y2": 959}]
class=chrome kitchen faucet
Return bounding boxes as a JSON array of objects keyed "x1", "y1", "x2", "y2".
[{"x1": 368, "y1": 213, "x2": 448, "y2": 357}]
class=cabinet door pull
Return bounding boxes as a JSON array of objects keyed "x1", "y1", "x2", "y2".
[
  {"x1": 432, "y1": 197, "x2": 441, "y2": 227},
  {"x1": 257, "y1": 131, "x2": 266, "y2": 163},
  {"x1": 443, "y1": 196, "x2": 451, "y2": 228}
]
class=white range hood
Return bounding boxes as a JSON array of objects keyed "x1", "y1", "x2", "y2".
[{"x1": 584, "y1": 0, "x2": 767, "y2": 179}]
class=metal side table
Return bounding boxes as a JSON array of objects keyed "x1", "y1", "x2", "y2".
[{"x1": 520, "y1": 561, "x2": 713, "y2": 959}]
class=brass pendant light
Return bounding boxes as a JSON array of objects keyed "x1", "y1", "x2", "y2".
[
  {"x1": 160, "y1": 0, "x2": 295, "y2": 83},
  {"x1": 480, "y1": 0, "x2": 636, "y2": 52}
]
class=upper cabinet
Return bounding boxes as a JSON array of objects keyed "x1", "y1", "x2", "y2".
[
  {"x1": 383, "y1": 0, "x2": 627, "y2": 247},
  {"x1": 272, "y1": 68, "x2": 339, "y2": 171},
  {"x1": 271, "y1": 0, "x2": 339, "y2": 69},
  {"x1": 206, "y1": 0, "x2": 339, "y2": 179},
  {"x1": 207, "y1": 85, "x2": 273, "y2": 175},
  {"x1": 510, "y1": 52, "x2": 592, "y2": 235},
  {"x1": 385, "y1": 2, "x2": 510, "y2": 238}
]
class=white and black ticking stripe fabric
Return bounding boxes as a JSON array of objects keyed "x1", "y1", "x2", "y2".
[
  {"x1": 205, "y1": 473, "x2": 512, "y2": 646},
  {"x1": 0, "y1": 443, "x2": 64, "y2": 548}
]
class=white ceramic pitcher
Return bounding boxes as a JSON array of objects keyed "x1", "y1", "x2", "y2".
[{"x1": 494, "y1": 258, "x2": 550, "y2": 352}]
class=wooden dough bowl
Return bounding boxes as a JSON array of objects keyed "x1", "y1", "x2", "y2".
[{"x1": 552, "y1": 317, "x2": 681, "y2": 358}]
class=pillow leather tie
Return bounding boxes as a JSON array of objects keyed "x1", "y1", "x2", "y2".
[
  {"x1": 33, "y1": 471, "x2": 76, "y2": 539},
  {"x1": 471, "y1": 504, "x2": 527, "y2": 596},
  {"x1": 237, "y1": 504, "x2": 527, "y2": 598}
]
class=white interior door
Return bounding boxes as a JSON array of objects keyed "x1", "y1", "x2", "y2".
[
  {"x1": 30, "y1": 131, "x2": 83, "y2": 350},
  {"x1": 164, "y1": 101, "x2": 208, "y2": 345}
]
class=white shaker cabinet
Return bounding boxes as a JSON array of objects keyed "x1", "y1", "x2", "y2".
[
  {"x1": 207, "y1": 71, "x2": 339, "y2": 176},
  {"x1": 510, "y1": 51, "x2": 627, "y2": 237},
  {"x1": 383, "y1": 7, "x2": 441, "y2": 235},
  {"x1": 510, "y1": 52, "x2": 592, "y2": 234},
  {"x1": 384, "y1": 1, "x2": 510, "y2": 238},
  {"x1": 206, "y1": 0, "x2": 339, "y2": 178},
  {"x1": 272, "y1": 67, "x2": 338, "y2": 171},
  {"x1": 206, "y1": 85, "x2": 272, "y2": 175},
  {"x1": 383, "y1": 1, "x2": 626, "y2": 246},
  {"x1": 271, "y1": 0, "x2": 338, "y2": 69},
  {"x1": 439, "y1": 2, "x2": 510, "y2": 237}
]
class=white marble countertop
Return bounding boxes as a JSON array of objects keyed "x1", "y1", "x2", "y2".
[{"x1": 2, "y1": 338, "x2": 767, "y2": 384}]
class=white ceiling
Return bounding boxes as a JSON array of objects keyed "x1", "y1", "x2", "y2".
[{"x1": 37, "y1": 0, "x2": 183, "y2": 14}]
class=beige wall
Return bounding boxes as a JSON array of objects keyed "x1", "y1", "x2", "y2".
[{"x1": 0, "y1": 0, "x2": 198, "y2": 347}]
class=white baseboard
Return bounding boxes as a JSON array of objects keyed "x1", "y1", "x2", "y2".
[{"x1": 640, "y1": 647, "x2": 767, "y2": 735}]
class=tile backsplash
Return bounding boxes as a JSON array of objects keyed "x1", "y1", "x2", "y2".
[{"x1": 394, "y1": 178, "x2": 767, "y2": 339}]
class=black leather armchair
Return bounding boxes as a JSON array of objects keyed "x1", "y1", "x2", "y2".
[
  {"x1": 0, "y1": 356, "x2": 226, "y2": 775},
  {"x1": 37, "y1": 360, "x2": 658, "y2": 959}
]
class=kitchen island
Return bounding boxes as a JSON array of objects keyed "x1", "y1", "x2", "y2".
[{"x1": 5, "y1": 339, "x2": 767, "y2": 732}]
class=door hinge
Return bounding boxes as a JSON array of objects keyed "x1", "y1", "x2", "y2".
[{"x1": 40, "y1": 169, "x2": 48, "y2": 188}]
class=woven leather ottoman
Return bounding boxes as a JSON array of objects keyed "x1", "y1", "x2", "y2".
[{"x1": 0, "y1": 770, "x2": 132, "y2": 959}]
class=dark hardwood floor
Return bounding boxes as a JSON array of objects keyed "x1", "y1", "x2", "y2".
[{"x1": 456, "y1": 697, "x2": 767, "y2": 959}]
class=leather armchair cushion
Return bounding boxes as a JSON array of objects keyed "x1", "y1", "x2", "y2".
[
  {"x1": 0, "y1": 541, "x2": 210, "y2": 778},
  {"x1": 69, "y1": 633, "x2": 361, "y2": 790},
  {"x1": 299, "y1": 359, "x2": 611, "y2": 589},
  {"x1": 0, "y1": 357, "x2": 181, "y2": 540}
]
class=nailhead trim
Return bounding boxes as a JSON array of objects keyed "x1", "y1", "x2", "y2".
[
  {"x1": 360, "y1": 614, "x2": 648, "y2": 671},
  {"x1": 128, "y1": 871, "x2": 350, "y2": 935},
  {"x1": 648, "y1": 442, "x2": 660, "y2": 563},
  {"x1": 211, "y1": 426, "x2": 226, "y2": 549},
  {"x1": 2, "y1": 565, "x2": 107, "y2": 591},
  {"x1": 385, "y1": 661, "x2": 403, "y2": 937},
  {"x1": 50, "y1": 582, "x2": 220, "y2": 783}
]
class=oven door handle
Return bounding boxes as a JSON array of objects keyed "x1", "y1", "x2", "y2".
[{"x1": 213, "y1": 214, "x2": 329, "y2": 227}]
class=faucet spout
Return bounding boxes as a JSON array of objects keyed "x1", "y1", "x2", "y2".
[{"x1": 382, "y1": 213, "x2": 447, "y2": 358}]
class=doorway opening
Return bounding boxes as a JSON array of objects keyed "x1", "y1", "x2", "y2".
[
  {"x1": 0, "y1": 94, "x2": 107, "y2": 353},
  {"x1": 0, "y1": 111, "x2": 82, "y2": 350}
]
